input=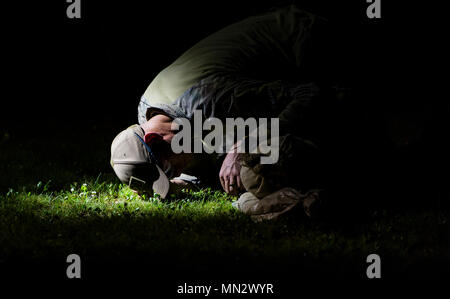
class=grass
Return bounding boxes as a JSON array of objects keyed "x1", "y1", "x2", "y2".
[
  {"x1": 0, "y1": 123, "x2": 449, "y2": 282},
  {"x1": 1, "y1": 181, "x2": 241, "y2": 259}
]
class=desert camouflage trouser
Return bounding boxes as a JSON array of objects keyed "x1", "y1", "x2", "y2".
[{"x1": 233, "y1": 133, "x2": 329, "y2": 222}]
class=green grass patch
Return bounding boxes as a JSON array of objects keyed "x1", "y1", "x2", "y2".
[
  {"x1": 1, "y1": 178, "x2": 449, "y2": 278},
  {"x1": 1, "y1": 124, "x2": 449, "y2": 278}
]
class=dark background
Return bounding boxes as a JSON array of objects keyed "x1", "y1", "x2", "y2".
[{"x1": 2, "y1": 0, "x2": 445, "y2": 128}]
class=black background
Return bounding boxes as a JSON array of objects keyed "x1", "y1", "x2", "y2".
[{"x1": 2, "y1": 0, "x2": 445, "y2": 129}]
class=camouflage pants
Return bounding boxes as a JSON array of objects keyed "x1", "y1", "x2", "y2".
[{"x1": 234, "y1": 134, "x2": 329, "y2": 221}]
